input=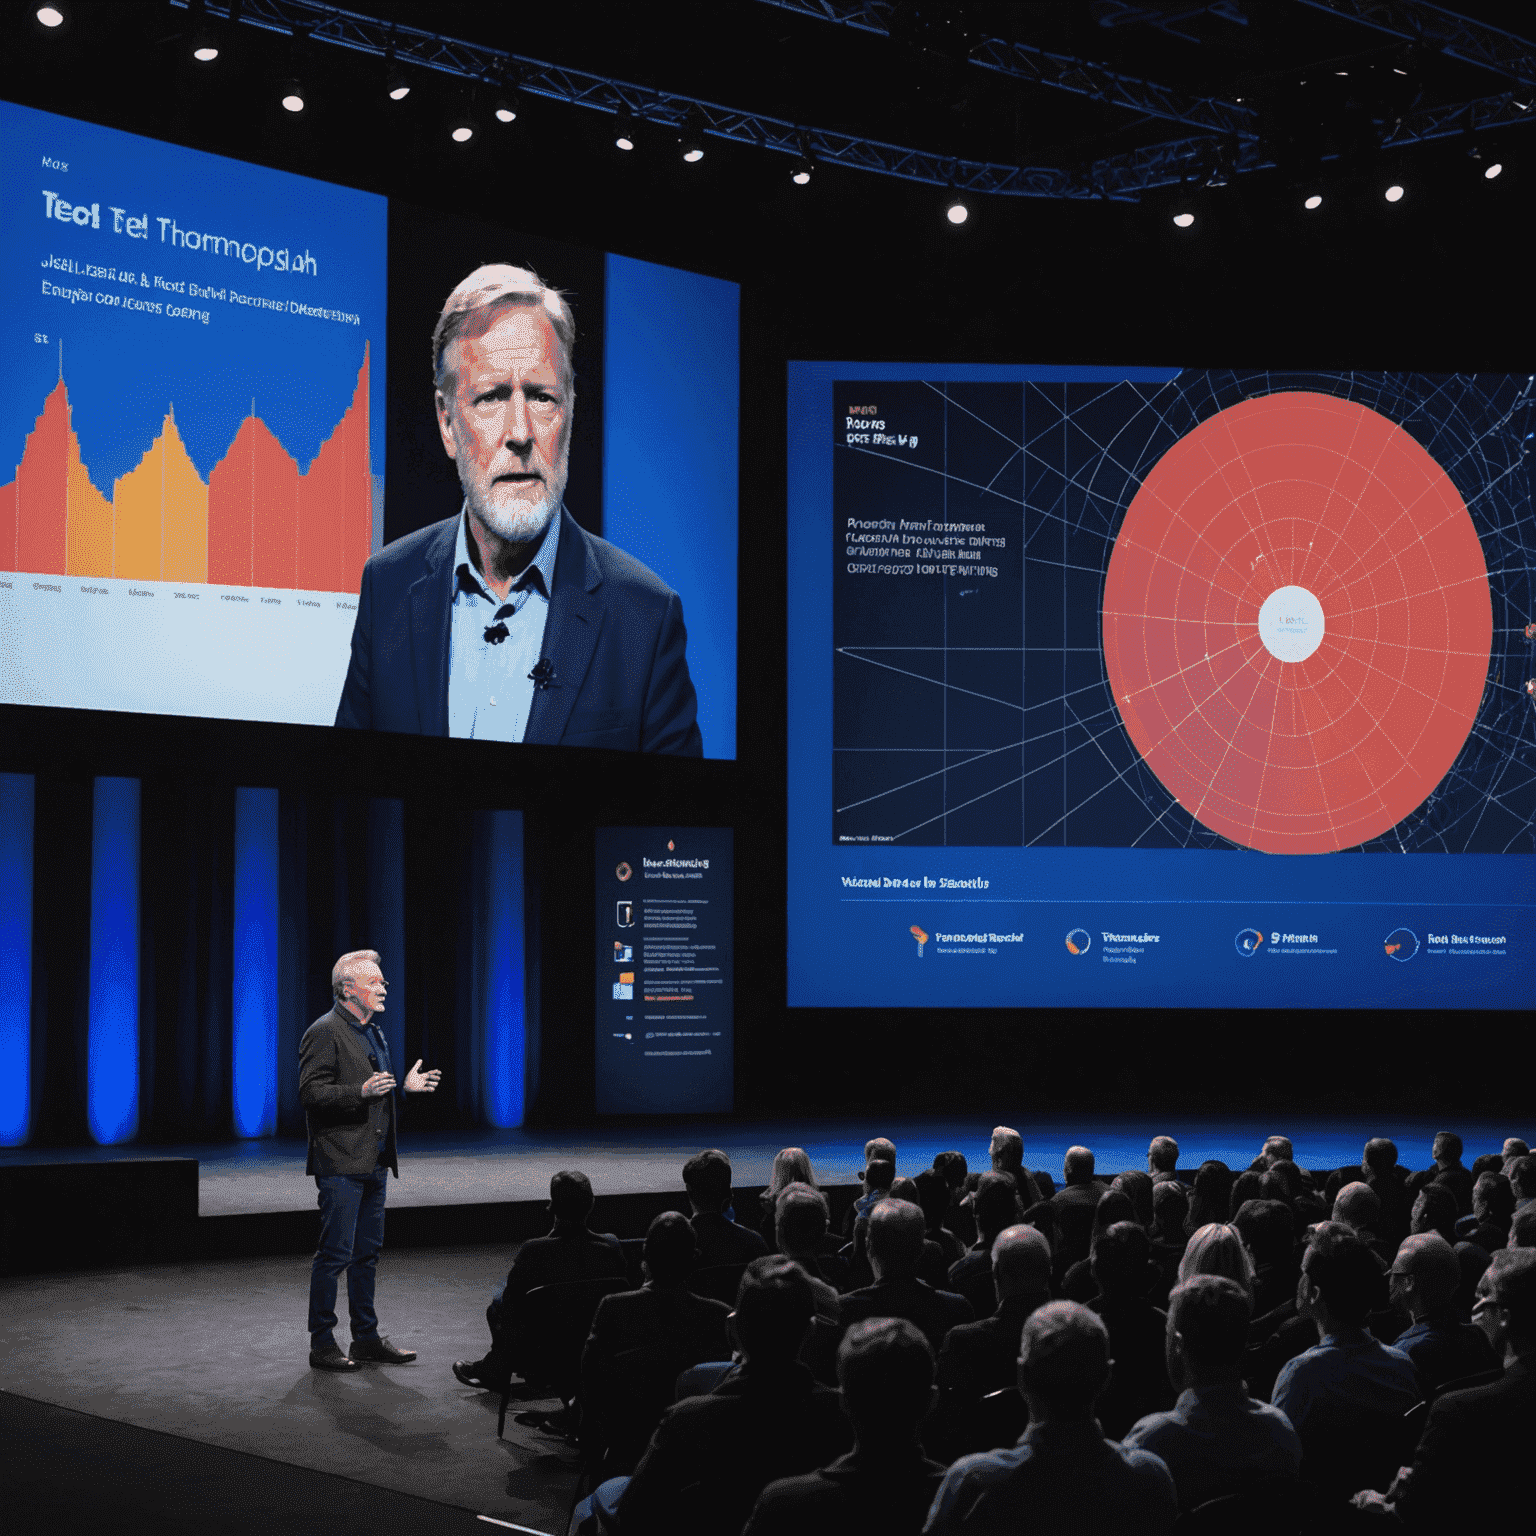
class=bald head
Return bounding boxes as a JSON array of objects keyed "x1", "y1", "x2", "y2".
[
  {"x1": 991, "y1": 1224, "x2": 1052, "y2": 1301},
  {"x1": 1018, "y1": 1301, "x2": 1111, "y2": 1417},
  {"x1": 1395, "y1": 1232, "x2": 1460, "y2": 1312},
  {"x1": 1064, "y1": 1146, "x2": 1095, "y2": 1185},
  {"x1": 867, "y1": 1196, "x2": 927, "y2": 1279},
  {"x1": 1261, "y1": 1136, "x2": 1293, "y2": 1167},
  {"x1": 432, "y1": 262, "x2": 576, "y2": 397},
  {"x1": 1334, "y1": 1181, "x2": 1381, "y2": 1232}
]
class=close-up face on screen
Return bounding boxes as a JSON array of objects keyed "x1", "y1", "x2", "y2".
[{"x1": 0, "y1": 100, "x2": 739, "y2": 760}]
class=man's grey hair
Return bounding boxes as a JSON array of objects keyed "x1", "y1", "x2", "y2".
[
  {"x1": 432, "y1": 262, "x2": 576, "y2": 398},
  {"x1": 332, "y1": 949, "x2": 381, "y2": 1001}
]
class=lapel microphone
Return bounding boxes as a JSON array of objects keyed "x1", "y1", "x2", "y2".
[
  {"x1": 529, "y1": 658, "x2": 556, "y2": 690},
  {"x1": 484, "y1": 621, "x2": 509, "y2": 644}
]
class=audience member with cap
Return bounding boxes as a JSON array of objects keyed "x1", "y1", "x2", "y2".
[{"x1": 922, "y1": 1299, "x2": 1177, "y2": 1535}]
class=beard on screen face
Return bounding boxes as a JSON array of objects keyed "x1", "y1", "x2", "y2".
[{"x1": 458, "y1": 433, "x2": 570, "y2": 547}]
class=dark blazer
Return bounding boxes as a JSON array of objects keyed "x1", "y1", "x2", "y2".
[
  {"x1": 335, "y1": 508, "x2": 702, "y2": 754},
  {"x1": 298, "y1": 1005, "x2": 396, "y2": 1177},
  {"x1": 691, "y1": 1211, "x2": 769, "y2": 1270},
  {"x1": 502, "y1": 1220, "x2": 627, "y2": 1305},
  {"x1": 839, "y1": 1274, "x2": 974, "y2": 1355},
  {"x1": 744, "y1": 1450, "x2": 949, "y2": 1536}
]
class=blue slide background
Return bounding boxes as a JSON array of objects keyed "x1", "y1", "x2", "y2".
[
  {"x1": 787, "y1": 361, "x2": 1534, "y2": 1010},
  {"x1": 604, "y1": 253, "x2": 738, "y2": 760},
  {"x1": 1, "y1": 100, "x2": 386, "y2": 501}
]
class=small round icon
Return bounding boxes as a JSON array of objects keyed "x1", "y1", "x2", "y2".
[
  {"x1": 1383, "y1": 928, "x2": 1418, "y2": 961},
  {"x1": 615, "y1": 861, "x2": 632, "y2": 882},
  {"x1": 1065, "y1": 928, "x2": 1091, "y2": 956},
  {"x1": 1235, "y1": 928, "x2": 1264, "y2": 957}
]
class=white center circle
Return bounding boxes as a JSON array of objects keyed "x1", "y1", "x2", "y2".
[{"x1": 1257, "y1": 585, "x2": 1326, "y2": 663}]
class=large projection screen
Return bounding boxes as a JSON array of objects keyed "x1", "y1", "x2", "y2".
[{"x1": 787, "y1": 362, "x2": 1534, "y2": 1010}]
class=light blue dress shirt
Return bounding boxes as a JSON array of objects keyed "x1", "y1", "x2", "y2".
[{"x1": 447, "y1": 505, "x2": 562, "y2": 742}]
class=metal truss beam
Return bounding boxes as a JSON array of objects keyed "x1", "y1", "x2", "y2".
[{"x1": 172, "y1": 0, "x2": 1532, "y2": 202}]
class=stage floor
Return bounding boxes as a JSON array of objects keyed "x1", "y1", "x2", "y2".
[{"x1": 2, "y1": 1113, "x2": 1527, "y2": 1216}]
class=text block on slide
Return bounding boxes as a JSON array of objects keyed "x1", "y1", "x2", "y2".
[
  {"x1": 595, "y1": 827, "x2": 733, "y2": 1114},
  {"x1": 0, "y1": 100, "x2": 386, "y2": 727}
]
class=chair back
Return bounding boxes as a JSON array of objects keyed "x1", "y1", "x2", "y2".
[
  {"x1": 687, "y1": 1262, "x2": 748, "y2": 1306},
  {"x1": 517, "y1": 1276, "x2": 631, "y2": 1397},
  {"x1": 594, "y1": 1339, "x2": 707, "y2": 1476},
  {"x1": 1174, "y1": 1477, "x2": 1304, "y2": 1535}
]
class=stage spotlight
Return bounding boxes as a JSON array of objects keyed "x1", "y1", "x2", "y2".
[
  {"x1": 1172, "y1": 210, "x2": 1195, "y2": 228},
  {"x1": 1384, "y1": 183, "x2": 1404, "y2": 202},
  {"x1": 947, "y1": 199, "x2": 969, "y2": 224},
  {"x1": 679, "y1": 110, "x2": 706, "y2": 163},
  {"x1": 493, "y1": 88, "x2": 519, "y2": 124},
  {"x1": 280, "y1": 78, "x2": 306, "y2": 114},
  {"x1": 1484, "y1": 160, "x2": 1504, "y2": 180},
  {"x1": 36, "y1": 5, "x2": 64, "y2": 26},
  {"x1": 791, "y1": 156, "x2": 813, "y2": 185},
  {"x1": 613, "y1": 107, "x2": 635, "y2": 151},
  {"x1": 451, "y1": 117, "x2": 476, "y2": 144},
  {"x1": 188, "y1": 0, "x2": 218, "y2": 61},
  {"x1": 1304, "y1": 193, "x2": 1323, "y2": 210},
  {"x1": 384, "y1": 61, "x2": 410, "y2": 101}
]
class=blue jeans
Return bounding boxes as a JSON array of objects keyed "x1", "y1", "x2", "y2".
[{"x1": 307, "y1": 1166, "x2": 388, "y2": 1347}]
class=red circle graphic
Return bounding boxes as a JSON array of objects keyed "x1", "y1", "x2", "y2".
[{"x1": 1102, "y1": 391, "x2": 1492, "y2": 854}]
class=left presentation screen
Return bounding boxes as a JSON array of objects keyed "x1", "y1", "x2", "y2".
[{"x1": 0, "y1": 100, "x2": 387, "y2": 725}]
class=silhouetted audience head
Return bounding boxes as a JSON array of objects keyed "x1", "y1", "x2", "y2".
[
  {"x1": 1152, "y1": 1181, "x2": 1189, "y2": 1241},
  {"x1": 1017, "y1": 1300, "x2": 1112, "y2": 1420},
  {"x1": 1265, "y1": 1159, "x2": 1305, "y2": 1205},
  {"x1": 1412, "y1": 1183, "x2": 1459, "y2": 1243},
  {"x1": 1362, "y1": 1138, "x2": 1399, "y2": 1178},
  {"x1": 992, "y1": 1222, "x2": 1053, "y2": 1301},
  {"x1": 1229, "y1": 1170, "x2": 1265, "y2": 1211},
  {"x1": 1089, "y1": 1188, "x2": 1137, "y2": 1249},
  {"x1": 865, "y1": 1136, "x2": 897, "y2": 1168},
  {"x1": 1148, "y1": 1135, "x2": 1180, "y2": 1175},
  {"x1": 863, "y1": 1156, "x2": 896, "y2": 1195},
  {"x1": 973, "y1": 1171, "x2": 1025, "y2": 1243},
  {"x1": 1179, "y1": 1222, "x2": 1256, "y2": 1297},
  {"x1": 732, "y1": 1255, "x2": 815, "y2": 1363},
  {"x1": 914, "y1": 1168, "x2": 951, "y2": 1233},
  {"x1": 1471, "y1": 1153, "x2": 1503, "y2": 1181},
  {"x1": 1509, "y1": 1156, "x2": 1536, "y2": 1204},
  {"x1": 1112, "y1": 1170, "x2": 1154, "y2": 1229},
  {"x1": 1298, "y1": 1223, "x2": 1383, "y2": 1330},
  {"x1": 1186, "y1": 1161, "x2": 1234, "y2": 1232},
  {"x1": 1232, "y1": 1198, "x2": 1294, "y2": 1276},
  {"x1": 990, "y1": 1126, "x2": 1025, "y2": 1175},
  {"x1": 1432, "y1": 1131, "x2": 1464, "y2": 1168},
  {"x1": 775, "y1": 1182, "x2": 830, "y2": 1255},
  {"x1": 1063, "y1": 1145, "x2": 1096, "y2": 1185},
  {"x1": 837, "y1": 1316, "x2": 936, "y2": 1446},
  {"x1": 643, "y1": 1210, "x2": 698, "y2": 1285},
  {"x1": 766, "y1": 1146, "x2": 815, "y2": 1202},
  {"x1": 888, "y1": 1175, "x2": 922, "y2": 1207},
  {"x1": 1390, "y1": 1232, "x2": 1459, "y2": 1319},
  {"x1": 549, "y1": 1170, "x2": 596, "y2": 1223},
  {"x1": 683, "y1": 1149, "x2": 733, "y2": 1213},
  {"x1": 1474, "y1": 1247, "x2": 1536, "y2": 1358},
  {"x1": 1092, "y1": 1220, "x2": 1153, "y2": 1301},
  {"x1": 1502, "y1": 1139, "x2": 1529, "y2": 1176},
  {"x1": 1167, "y1": 1274, "x2": 1251, "y2": 1386},
  {"x1": 1473, "y1": 1171, "x2": 1514, "y2": 1227},
  {"x1": 1455, "y1": 1242, "x2": 1492, "y2": 1317},
  {"x1": 1509, "y1": 1204, "x2": 1536, "y2": 1249},
  {"x1": 1260, "y1": 1136, "x2": 1294, "y2": 1168},
  {"x1": 867, "y1": 1196, "x2": 927, "y2": 1280},
  {"x1": 1332, "y1": 1181, "x2": 1382, "y2": 1233},
  {"x1": 933, "y1": 1150, "x2": 968, "y2": 1189}
]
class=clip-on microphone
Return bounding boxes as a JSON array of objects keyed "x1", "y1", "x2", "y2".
[{"x1": 529, "y1": 658, "x2": 556, "y2": 691}]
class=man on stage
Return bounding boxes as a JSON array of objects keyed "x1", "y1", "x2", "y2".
[{"x1": 300, "y1": 948, "x2": 442, "y2": 1371}]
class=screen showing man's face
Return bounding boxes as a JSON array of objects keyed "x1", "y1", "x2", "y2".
[{"x1": 436, "y1": 304, "x2": 570, "y2": 545}]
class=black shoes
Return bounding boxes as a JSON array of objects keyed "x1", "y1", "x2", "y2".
[
  {"x1": 309, "y1": 1344, "x2": 361, "y2": 1372},
  {"x1": 350, "y1": 1334, "x2": 417, "y2": 1364},
  {"x1": 453, "y1": 1358, "x2": 508, "y2": 1391}
]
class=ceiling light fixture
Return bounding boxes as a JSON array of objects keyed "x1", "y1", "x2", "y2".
[
  {"x1": 613, "y1": 107, "x2": 635, "y2": 151},
  {"x1": 1304, "y1": 192, "x2": 1323, "y2": 210},
  {"x1": 947, "y1": 199, "x2": 969, "y2": 224},
  {"x1": 1384, "y1": 183, "x2": 1405, "y2": 202},
  {"x1": 36, "y1": 5, "x2": 64, "y2": 26}
]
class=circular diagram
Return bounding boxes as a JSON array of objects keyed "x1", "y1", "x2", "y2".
[
  {"x1": 1103, "y1": 391, "x2": 1492, "y2": 854},
  {"x1": 1235, "y1": 928, "x2": 1264, "y2": 957},
  {"x1": 1383, "y1": 928, "x2": 1419, "y2": 961},
  {"x1": 1065, "y1": 928, "x2": 1092, "y2": 956}
]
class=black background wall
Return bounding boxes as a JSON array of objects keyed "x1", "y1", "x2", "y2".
[{"x1": 1, "y1": 2, "x2": 1527, "y2": 1132}]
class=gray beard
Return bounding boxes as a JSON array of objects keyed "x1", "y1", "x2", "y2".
[{"x1": 462, "y1": 453, "x2": 569, "y2": 545}]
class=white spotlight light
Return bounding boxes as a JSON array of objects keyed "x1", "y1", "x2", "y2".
[
  {"x1": 947, "y1": 200, "x2": 969, "y2": 224},
  {"x1": 37, "y1": 6, "x2": 64, "y2": 25},
  {"x1": 1384, "y1": 183, "x2": 1405, "y2": 202},
  {"x1": 1485, "y1": 161, "x2": 1503, "y2": 180},
  {"x1": 1304, "y1": 193, "x2": 1323, "y2": 210},
  {"x1": 616, "y1": 131, "x2": 634, "y2": 151},
  {"x1": 683, "y1": 145, "x2": 704, "y2": 163},
  {"x1": 193, "y1": 44, "x2": 219, "y2": 62},
  {"x1": 281, "y1": 83, "x2": 306, "y2": 114},
  {"x1": 451, "y1": 124, "x2": 475, "y2": 143},
  {"x1": 1172, "y1": 211, "x2": 1195, "y2": 228}
]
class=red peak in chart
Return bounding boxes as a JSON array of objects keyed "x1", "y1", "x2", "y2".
[
  {"x1": 1103, "y1": 390, "x2": 1492, "y2": 855},
  {"x1": 1, "y1": 345, "x2": 373, "y2": 596}
]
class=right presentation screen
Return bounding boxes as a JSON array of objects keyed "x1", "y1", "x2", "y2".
[{"x1": 787, "y1": 363, "x2": 1533, "y2": 1009}]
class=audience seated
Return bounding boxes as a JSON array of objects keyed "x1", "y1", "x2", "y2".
[
  {"x1": 932, "y1": 1151, "x2": 976, "y2": 1250},
  {"x1": 1048, "y1": 1148, "x2": 1102, "y2": 1277},
  {"x1": 845, "y1": 1151, "x2": 897, "y2": 1236},
  {"x1": 1352, "y1": 1248, "x2": 1536, "y2": 1528},
  {"x1": 757, "y1": 1147, "x2": 815, "y2": 1250},
  {"x1": 1249, "y1": 1136, "x2": 1294, "y2": 1173},
  {"x1": 1388, "y1": 1232, "x2": 1498, "y2": 1395},
  {"x1": 453, "y1": 1169, "x2": 625, "y2": 1391},
  {"x1": 988, "y1": 1126, "x2": 1044, "y2": 1208},
  {"x1": 874, "y1": 1177, "x2": 953, "y2": 1291},
  {"x1": 1330, "y1": 1181, "x2": 1394, "y2": 1268},
  {"x1": 1452, "y1": 1240, "x2": 1493, "y2": 1321},
  {"x1": 1059, "y1": 1188, "x2": 1136, "y2": 1303},
  {"x1": 1362, "y1": 1137, "x2": 1413, "y2": 1249},
  {"x1": 1122, "y1": 1275, "x2": 1302, "y2": 1510},
  {"x1": 1457, "y1": 1170, "x2": 1513, "y2": 1254},
  {"x1": 936, "y1": 1224, "x2": 1052, "y2": 1404},
  {"x1": 1271, "y1": 1223, "x2": 1419, "y2": 1498},
  {"x1": 1410, "y1": 1183, "x2": 1459, "y2": 1247},
  {"x1": 947, "y1": 1173, "x2": 1025, "y2": 1319},
  {"x1": 1421, "y1": 1131, "x2": 1475, "y2": 1216},
  {"x1": 572, "y1": 1256, "x2": 852, "y2": 1536},
  {"x1": 744, "y1": 1317, "x2": 946, "y2": 1536},
  {"x1": 916, "y1": 1168, "x2": 967, "y2": 1269},
  {"x1": 685, "y1": 1149, "x2": 770, "y2": 1269},
  {"x1": 840, "y1": 1198, "x2": 974, "y2": 1356},
  {"x1": 1110, "y1": 1170, "x2": 1154, "y2": 1231},
  {"x1": 1228, "y1": 1169, "x2": 1265, "y2": 1212},
  {"x1": 1086, "y1": 1220, "x2": 1176, "y2": 1438},
  {"x1": 923, "y1": 1300, "x2": 1177, "y2": 1534},
  {"x1": 1148, "y1": 1182, "x2": 1190, "y2": 1306},
  {"x1": 579, "y1": 1211, "x2": 733, "y2": 1472},
  {"x1": 1147, "y1": 1135, "x2": 1181, "y2": 1185},
  {"x1": 1508, "y1": 1203, "x2": 1536, "y2": 1249},
  {"x1": 775, "y1": 1185, "x2": 846, "y2": 1315},
  {"x1": 1508, "y1": 1153, "x2": 1536, "y2": 1212},
  {"x1": 1184, "y1": 1160, "x2": 1234, "y2": 1235}
]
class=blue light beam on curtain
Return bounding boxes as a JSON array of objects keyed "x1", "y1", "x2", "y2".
[
  {"x1": 0, "y1": 774, "x2": 35, "y2": 1146},
  {"x1": 233, "y1": 787, "x2": 279, "y2": 1138},
  {"x1": 89, "y1": 776, "x2": 140, "y2": 1145},
  {"x1": 483, "y1": 810, "x2": 526, "y2": 1128}
]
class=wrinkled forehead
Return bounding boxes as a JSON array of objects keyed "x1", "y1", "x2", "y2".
[{"x1": 443, "y1": 299, "x2": 565, "y2": 388}]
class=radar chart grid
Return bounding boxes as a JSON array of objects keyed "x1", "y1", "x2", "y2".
[{"x1": 831, "y1": 372, "x2": 1536, "y2": 854}]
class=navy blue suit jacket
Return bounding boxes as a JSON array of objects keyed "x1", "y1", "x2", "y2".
[{"x1": 335, "y1": 508, "x2": 702, "y2": 754}]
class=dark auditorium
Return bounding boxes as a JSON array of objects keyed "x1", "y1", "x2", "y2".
[{"x1": 1, "y1": 4, "x2": 1533, "y2": 1534}]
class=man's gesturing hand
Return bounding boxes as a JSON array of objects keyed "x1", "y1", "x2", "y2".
[
  {"x1": 361, "y1": 1071, "x2": 396, "y2": 1098},
  {"x1": 405, "y1": 1059, "x2": 442, "y2": 1093}
]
